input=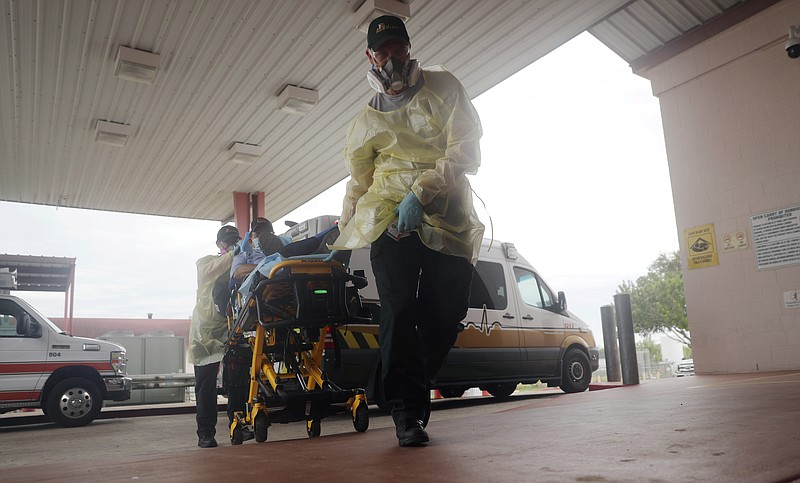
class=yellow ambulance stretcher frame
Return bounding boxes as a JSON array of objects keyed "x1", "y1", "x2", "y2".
[{"x1": 226, "y1": 258, "x2": 369, "y2": 444}]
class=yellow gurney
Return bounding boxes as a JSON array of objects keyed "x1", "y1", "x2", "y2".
[{"x1": 226, "y1": 258, "x2": 370, "y2": 444}]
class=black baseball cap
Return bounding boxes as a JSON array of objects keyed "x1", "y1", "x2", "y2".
[
  {"x1": 367, "y1": 15, "x2": 409, "y2": 51},
  {"x1": 250, "y1": 217, "x2": 271, "y2": 231},
  {"x1": 216, "y1": 225, "x2": 241, "y2": 243},
  {"x1": 251, "y1": 219, "x2": 274, "y2": 235}
]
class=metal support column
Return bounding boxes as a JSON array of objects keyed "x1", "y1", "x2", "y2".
[
  {"x1": 600, "y1": 304, "x2": 621, "y2": 382},
  {"x1": 614, "y1": 293, "x2": 639, "y2": 385},
  {"x1": 62, "y1": 263, "x2": 75, "y2": 335}
]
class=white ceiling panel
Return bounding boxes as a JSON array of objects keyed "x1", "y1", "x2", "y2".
[{"x1": 0, "y1": 0, "x2": 763, "y2": 222}]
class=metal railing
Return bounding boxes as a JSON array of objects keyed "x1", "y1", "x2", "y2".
[{"x1": 129, "y1": 373, "x2": 195, "y2": 390}]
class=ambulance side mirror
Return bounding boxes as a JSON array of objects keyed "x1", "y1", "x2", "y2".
[
  {"x1": 29, "y1": 317, "x2": 42, "y2": 337},
  {"x1": 556, "y1": 291, "x2": 568, "y2": 313},
  {"x1": 16, "y1": 314, "x2": 41, "y2": 338},
  {"x1": 16, "y1": 313, "x2": 29, "y2": 335}
]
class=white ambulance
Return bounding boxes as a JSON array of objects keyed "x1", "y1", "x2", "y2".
[
  {"x1": 0, "y1": 271, "x2": 131, "y2": 427},
  {"x1": 283, "y1": 216, "x2": 600, "y2": 407}
]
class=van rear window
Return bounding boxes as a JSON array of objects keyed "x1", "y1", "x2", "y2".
[
  {"x1": 0, "y1": 300, "x2": 22, "y2": 337},
  {"x1": 469, "y1": 261, "x2": 507, "y2": 310},
  {"x1": 0, "y1": 315, "x2": 17, "y2": 337}
]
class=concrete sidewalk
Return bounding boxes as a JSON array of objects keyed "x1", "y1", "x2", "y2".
[{"x1": 4, "y1": 372, "x2": 800, "y2": 482}]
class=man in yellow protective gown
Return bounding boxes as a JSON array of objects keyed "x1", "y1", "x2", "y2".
[
  {"x1": 189, "y1": 225, "x2": 239, "y2": 448},
  {"x1": 329, "y1": 15, "x2": 484, "y2": 447}
]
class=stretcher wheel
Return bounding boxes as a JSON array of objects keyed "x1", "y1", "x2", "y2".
[
  {"x1": 353, "y1": 404, "x2": 369, "y2": 433},
  {"x1": 254, "y1": 413, "x2": 268, "y2": 443},
  {"x1": 307, "y1": 419, "x2": 321, "y2": 438},
  {"x1": 231, "y1": 425, "x2": 243, "y2": 446}
]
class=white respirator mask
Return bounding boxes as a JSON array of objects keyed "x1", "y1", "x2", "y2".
[{"x1": 367, "y1": 57, "x2": 420, "y2": 94}]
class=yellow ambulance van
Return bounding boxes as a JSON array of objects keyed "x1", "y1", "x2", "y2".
[{"x1": 283, "y1": 217, "x2": 599, "y2": 407}]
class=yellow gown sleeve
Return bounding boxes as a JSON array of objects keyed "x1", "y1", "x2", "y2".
[
  {"x1": 410, "y1": 79, "x2": 482, "y2": 206},
  {"x1": 196, "y1": 250, "x2": 234, "y2": 284},
  {"x1": 340, "y1": 121, "x2": 376, "y2": 229}
]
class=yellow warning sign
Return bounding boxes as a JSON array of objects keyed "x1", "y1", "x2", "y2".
[{"x1": 684, "y1": 223, "x2": 719, "y2": 269}]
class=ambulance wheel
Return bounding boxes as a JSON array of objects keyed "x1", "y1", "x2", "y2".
[
  {"x1": 439, "y1": 387, "x2": 465, "y2": 399},
  {"x1": 254, "y1": 413, "x2": 268, "y2": 443},
  {"x1": 307, "y1": 419, "x2": 321, "y2": 438},
  {"x1": 486, "y1": 383, "x2": 517, "y2": 399},
  {"x1": 560, "y1": 348, "x2": 591, "y2": 393},
  {"x1": 231, "y1": 425, "x2": 243, "y2": 445},
  {"x1": 353, "y1": 404, "x2": 369, "y2": 433},
  {"x1": 45, "y1": 377, "x2": 102, "y2": 427}
]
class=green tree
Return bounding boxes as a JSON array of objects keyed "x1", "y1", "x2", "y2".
[{"x1": 617, "y1": 251, "x2": 690, "y2": 347}]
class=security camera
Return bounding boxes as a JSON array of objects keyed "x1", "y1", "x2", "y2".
[{"x1": 787, "y1": 25, "x2": 800, "y2": 59}]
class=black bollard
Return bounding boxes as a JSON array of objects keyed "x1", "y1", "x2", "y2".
[
  {"x1": 614, "y1": 293, "x2": 639, "y2": 385},
  {"x1": 600, "y1": 305, "x2": 622, "y2": 382}
]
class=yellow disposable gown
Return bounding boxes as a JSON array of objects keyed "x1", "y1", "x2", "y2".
[
  {"x1": 330, "y1": 66, "x2": 485, "y2": 263},
  {"x1": 188, "y1": 251, "x2": 234, "y2": 366}
]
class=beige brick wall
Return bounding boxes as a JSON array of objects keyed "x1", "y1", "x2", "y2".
[{"x1": 644, "y1": 0, "x2": 800, "y2": 373}]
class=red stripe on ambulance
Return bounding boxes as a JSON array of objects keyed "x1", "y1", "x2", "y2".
[
  {"x1": 0, "y1": 361, "x2": 113, "y2": 374},
  {"x1": 0, "y1": 390, "x2": 42, "y2": 401}
]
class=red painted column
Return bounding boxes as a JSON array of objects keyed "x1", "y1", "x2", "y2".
[{"x1": 233, "y1": 192, "x2": 250, "y2": 237}]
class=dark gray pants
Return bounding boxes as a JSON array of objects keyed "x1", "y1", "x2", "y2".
[
  {"x1": 370, "y1": 233, "x2": 473, "y2": 424},
  {"x1": 194, "y1": 362, "x2": 219, "y2": 438}
]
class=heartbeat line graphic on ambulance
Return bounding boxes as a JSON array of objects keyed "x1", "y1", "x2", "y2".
[{"x1": 463, "y1": 320, "x2": 503, "y2": 336}]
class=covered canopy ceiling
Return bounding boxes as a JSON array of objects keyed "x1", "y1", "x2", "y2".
[
  {"x1": 0, "y1": 254, "x2": 75, "y2": 292},
  {"x1": 2, "y1": 0, "x2": 759, "y2": 223}
]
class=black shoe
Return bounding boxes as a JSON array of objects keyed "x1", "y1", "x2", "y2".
[
  {"x1": 396, "y1": 420, "x2": 429, "y2": 447},
  {"x1": 198, "y1": 436, "x2": 218, "y2": 448},
  {"x1": 422, "y1": 396, "x2": 431, "y2": 429},
  {"x1": 242, "y1": 428, "x2": 255, "y2": 442}
]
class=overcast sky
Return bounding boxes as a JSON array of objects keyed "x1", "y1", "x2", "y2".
[{"x1": 0, "y1": 33, "x2": 678, "y2": 347}]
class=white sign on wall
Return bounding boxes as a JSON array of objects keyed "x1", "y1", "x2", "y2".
[
  {"x1": 721, "y1": 230, "x2": 748, "y2": 252},
  {"x1": 751, "y1": 204, "x2": 800, "y2": 270},
  {"x1": 785, "y1": 291, "x2": 800, "y2": 309}
]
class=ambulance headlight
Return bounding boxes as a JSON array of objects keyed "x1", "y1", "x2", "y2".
[{"x1": 111, "y1": 351, "x2": 127, "y2": 375}]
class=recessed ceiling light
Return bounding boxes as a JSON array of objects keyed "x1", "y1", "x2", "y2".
[
  {"x1": 95, "y1": 120, "x2": 132, "y2": 147},
  {"x1": 228, "y1": 142, "x2": 263, "y2": 165},
  {"x1": 276, "y1": 85, "x2": 319, "y2": 115},
  {"x1": 115, "y1": 46, "x2": 161, "y2": 84},
  {"x1": 353, "y1": 0, "x2": 411, "y2": 33}
]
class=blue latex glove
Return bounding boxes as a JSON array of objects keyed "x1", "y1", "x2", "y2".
[
  {"x1": 395, "y1": 191, "x2": 423, "y2": 232},
  {"x1": 238, "y1": 231, "x2": 253, "y2": 255}
]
